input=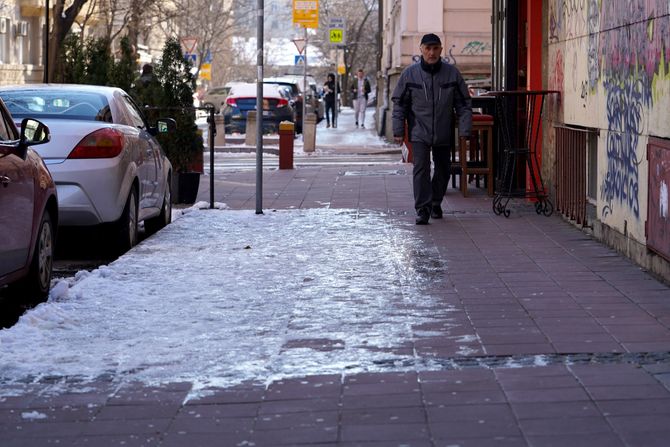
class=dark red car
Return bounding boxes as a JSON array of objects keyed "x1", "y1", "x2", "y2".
[{"x1": 0, "y1": 99, "x2": 56, "y2": 300}]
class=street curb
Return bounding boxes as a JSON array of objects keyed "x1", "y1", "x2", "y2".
[{"x1": 205, "y1": 147, "x2": 402, "y2": 156}]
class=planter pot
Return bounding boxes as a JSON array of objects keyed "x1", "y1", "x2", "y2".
[{"x1": 174, "y1": 172, "x2": 201, "y2": 204}]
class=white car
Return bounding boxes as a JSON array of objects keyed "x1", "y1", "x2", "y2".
[{"x1": 0, "y1": 84, "x2": 174, "y2": 253}]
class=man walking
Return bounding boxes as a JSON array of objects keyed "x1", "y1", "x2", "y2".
[
  {"x1": 392, "y1": 33, "x2": 472, "y2": 225},
  {"x1": 351, "y1": 69, "x2": 371, "y2": 128}
]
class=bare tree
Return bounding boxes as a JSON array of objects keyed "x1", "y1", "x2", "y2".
[
  {"x1": 317, "y1": 0, "x2": 378, "y2": 105},
  {"x1": 47, "y1": 0, "x2": 90, "y2": 81},
  {"x1": 170, "y1": 0, "x2": 255, "y2": 87}
]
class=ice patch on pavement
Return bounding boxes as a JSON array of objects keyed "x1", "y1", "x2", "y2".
[
  {"x1": 21, "y1": 411, "x2": 48, "y2": 420},
  {"x1": 0, "y1": 208, "x2": 451, "y2": 395}
]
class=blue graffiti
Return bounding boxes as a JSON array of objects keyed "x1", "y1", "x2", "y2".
[
  {"x1": 597, "y1": 0, "x2": 670, "y2": 217},
  {"x1": 600, "y1": 76, "x2": 646, "y2": 218}
]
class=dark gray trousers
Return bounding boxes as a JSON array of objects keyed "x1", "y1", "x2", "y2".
[{"x1": 412, "y1": 142, "x2": 452, "y2": 211}]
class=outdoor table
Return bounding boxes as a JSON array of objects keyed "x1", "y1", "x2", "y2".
[{"x1": 484, "y1": 89, "x2": 560, "y2": 217}]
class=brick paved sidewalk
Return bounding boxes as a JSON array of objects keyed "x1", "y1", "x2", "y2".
[{"x1": 2, "y1": 162, "x2": 670, "y2": 446}]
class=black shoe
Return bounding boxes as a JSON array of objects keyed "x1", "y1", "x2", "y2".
[
  {"x1": 361, "y1": 124, "x2": 365, "y2": 128},
  {"x1": 415, "y1": 208, "x2": 430, "y2": 225},
  {"x1": 355, "y1": 122, "x2": 359, "y2": 128},
  {"x1": 431, "y1": 204, "x2": 443, "y2": 219}
]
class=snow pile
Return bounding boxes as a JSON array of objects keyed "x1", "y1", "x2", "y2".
[{"x1": 0, "y1": 209, "x2": 451, "y2": 393}]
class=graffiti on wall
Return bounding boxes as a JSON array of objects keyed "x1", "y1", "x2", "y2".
[
  {"x1": 600, "y1": 77, "x2": 645, "y2": 218},
  {"x1": 461, "y1": 41, "x2": 492, "y2": 55},
  {"x1": 549, "y1": 49, "x2": 564, "y2": 92},
  {"x1": 562, "y1": 0, "x2": 588, "y2": 39},
  {"x1": 549, "y1": 2, "x2": 561, "y2": 42},
  {"x1": 551, "y1": 0, "x2": 670, "y2": 219},
  {"x1": 597, "y1": 0, "x2": 670, "y2": 218},
  {"x1": 586, "y1": 0, "x2": 599, "y2": 90}
]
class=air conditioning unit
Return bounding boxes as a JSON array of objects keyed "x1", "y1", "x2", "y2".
[
  {"x1": 17, "y1": 21, "x2": 28, "y2": 37},
  {"x1": 0, "y1": 18, "x2": 7, "y2": 35}
]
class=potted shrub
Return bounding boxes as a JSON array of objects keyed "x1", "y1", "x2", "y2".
[{"x1": 133, "y1": 37, "x2": 204, "y2": 204}]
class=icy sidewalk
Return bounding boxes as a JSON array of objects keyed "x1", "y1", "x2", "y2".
[
  {"x1": 3, "y1": 199, "x2": 670, "y2": 445},
  {"x1": 0, "y1": 208, "x2": 463, "y2": 396}
]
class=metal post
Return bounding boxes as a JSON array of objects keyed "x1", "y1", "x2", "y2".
[
  {"x1": 255, "y1": 0, "x2": 264, "y2": 214},
  {"x1": 209, "y1": 107, "x2": 215, "y2": 209},
  {"x1": 44, "y1": 0, "x2": 49, "y2": 83},
  {"x1": 333, "y1": 47, "x2": 338, "y2": 128},
  {"x1": 302, "y1": 26, "x2": 307, "y2": 134}
]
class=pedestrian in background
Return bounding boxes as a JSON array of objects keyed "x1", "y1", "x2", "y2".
[
  {"x1": 323, "y1": 73, "x2": 340, "y2": 128},
  {"x1": 391, "y1": 33, "x2": 472, "y2": 225},
  {"x1": 351, "y1": 68, "x2": 371, "y2": 128},
  {"x1": 130, "y1": 64, "x2": 161, "y2": 107}
]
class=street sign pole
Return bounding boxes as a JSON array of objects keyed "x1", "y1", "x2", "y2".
[
  {"x1": 328, "y1": 17, "x2": 345, "y2": 128},
  {"x1": 256, "y1": 0, "x2": 264, "y2": 215},
  {"x1": 44, "y1": 0, "x2": 49, "y2": 82},
  {"x1": 303, "y1": 25, "x2": 307, "y2": 135},
  {"x1": 333, "y1": 47, "x2": 338, "y2": 128},
  {"x1": 293, "y1": 0, "x2": 318, "y2": 136}
]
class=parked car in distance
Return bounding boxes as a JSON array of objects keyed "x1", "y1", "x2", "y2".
[
  {"x1": 222, "y1": 83, "x2": 295, "y2": 134},
  {"x1": 264, "y1": 75, "x2": 324, "y2": 133},
  {"x1": 0, "y1": 100, "x2": 57, "y2": 300},
  {"x1": 0, "y1": 84, "x2": 174, "y2": 255},
  {"x1": 202, "y1": 82, "x2": 240, "y2": 113}
]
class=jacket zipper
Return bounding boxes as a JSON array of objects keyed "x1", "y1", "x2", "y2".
[{"x1": 431, "y1": 71, "x2": 436, "y2": 145}]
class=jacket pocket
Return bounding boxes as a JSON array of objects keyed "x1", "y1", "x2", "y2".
[{"x1": 408, "y1": 82, "x2": 430, "y2": 111}]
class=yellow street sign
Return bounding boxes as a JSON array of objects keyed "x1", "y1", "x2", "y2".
[
  {"x1": 337, "y1": 65, "x2": 345, "y2": 75},
  {"x1": 200, "y1": 63, "x2": 211, "y2": 81},
  {"x1": 328, "y1": 17, "x2": 346, "y2": 45},
  {"x1": 329, "y1": 29, "x2": 343, "y2": 43},
  {"x1": 293, "y1": 0, "x2": 319, "y2": 28}
]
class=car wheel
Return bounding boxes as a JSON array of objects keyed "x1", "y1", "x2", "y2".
[
  {"x1": 145, "y1": 177, "x2": 172, "y2": 235},
  {"x1": 116, "y1": 188, "x2": 138, "y2": 254},
  {"x1": 11, "y1": 210, "x2": 55, "y2": 300}
]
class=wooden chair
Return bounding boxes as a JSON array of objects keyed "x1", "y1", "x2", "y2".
[{"x1": 459, "y1": 114, "x2": 494, "y2": 197}]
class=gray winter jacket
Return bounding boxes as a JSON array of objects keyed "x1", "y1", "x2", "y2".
[{"x1": 392, "y1": 58, "x2": 472, "y2": 145}]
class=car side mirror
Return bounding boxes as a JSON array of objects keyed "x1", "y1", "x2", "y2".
[
  {"x1": 151, "y1": 118, "x2": 177, "y2": 136},
  {"x1": 158, "y1": 118, "x2": 177, "y2": 133},
  {"x1": 20, "y1": 118, "x2": 50, "y2": 146}
]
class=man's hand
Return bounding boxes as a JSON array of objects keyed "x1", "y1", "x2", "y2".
[{"x1": 394, "y1": 136, "x2": 404, "y2": 145}]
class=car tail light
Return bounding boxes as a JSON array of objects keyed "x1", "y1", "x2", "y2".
[
  {"x1": 68, "y1": 128, "x2": 124, "y2": 159},
  {"x1": 277, "y1": 98, "x2": 289, "y2": 108},
  {"x1": 226, "y1": 97, "x2": 237, "y2": 106}
]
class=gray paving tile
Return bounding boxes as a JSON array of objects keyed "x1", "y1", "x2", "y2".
[
  {"x1": 525, "y1": 433, "x2": 625, "y2": 447},
  {"x1": 341, "y1": 423, "x2": 430, "y2": 442}
]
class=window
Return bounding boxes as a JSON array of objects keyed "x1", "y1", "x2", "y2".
[
  {"x1": 0, "y1": 90, "x2": 109, "y2": 121},
  {"x1": 121, "y1": 95, "x2": 146, "y2": 129},
  {"x1": 0, "y1": 107, "x2": 16, "y2": 141}
]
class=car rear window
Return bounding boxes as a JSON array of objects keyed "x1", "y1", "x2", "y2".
[
  {"x1": 207, "y1": 87, "x2": 230, "y2": 95},
  {"x1": 0, "y1": 90, "x2": 110, "y2": 121}
]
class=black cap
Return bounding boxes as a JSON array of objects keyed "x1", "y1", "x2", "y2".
[{"x1": 420, "y1": 33, "x2": 442, "y2": 46}]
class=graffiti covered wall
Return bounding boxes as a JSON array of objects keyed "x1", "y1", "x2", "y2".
[{"x1": 547, "y1": 0, "x2": 670, "y2": 244}]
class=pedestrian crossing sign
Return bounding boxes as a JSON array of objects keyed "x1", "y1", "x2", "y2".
[{"x1": 295, "y1": 55, "x2": 306, "y2": 65}]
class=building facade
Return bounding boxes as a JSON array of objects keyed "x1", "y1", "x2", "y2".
[
  {"x1": 0, "y1": 0, "x2": 46, "y2": 84},
  {"x1": 542, "y1": 0, "x2": 670, "y2": 280},
  {"x1": 377, "y1": 0, "x2": 492, "y2": 140},
  {"x1": 0, "y1": 0, "x2": 173, "y2": 86}
]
